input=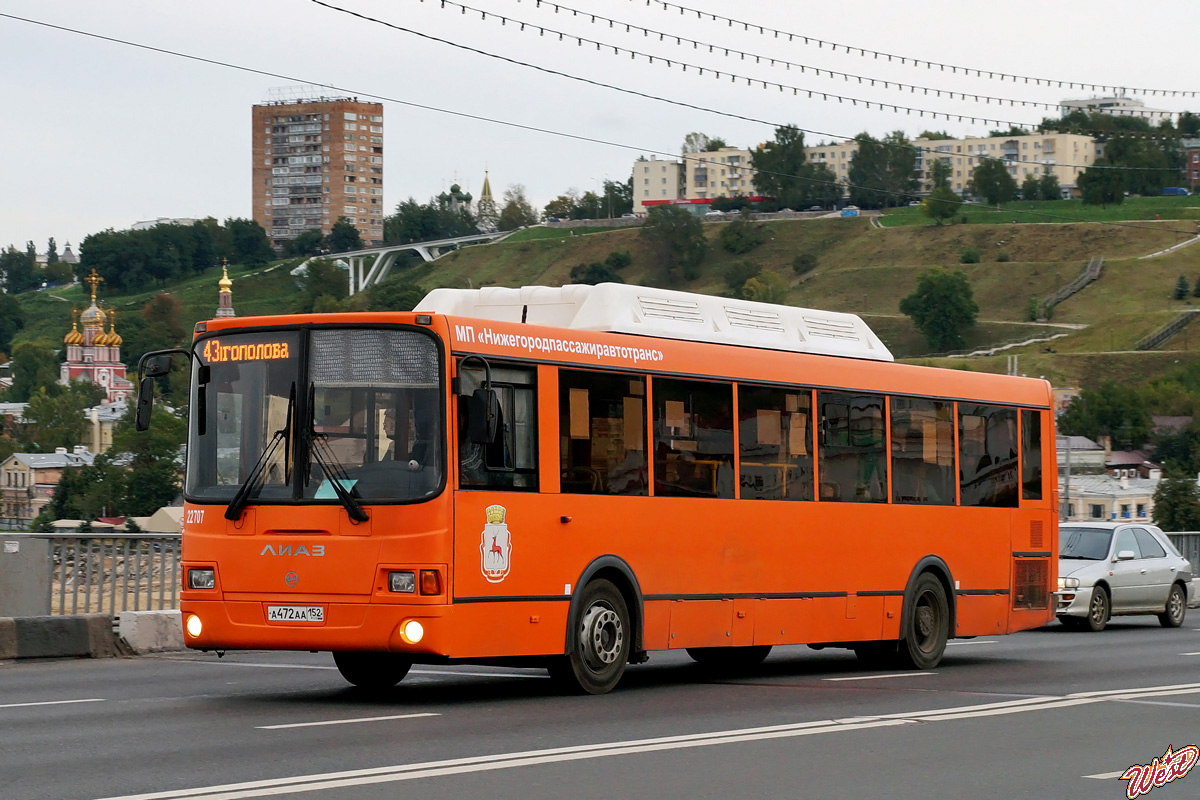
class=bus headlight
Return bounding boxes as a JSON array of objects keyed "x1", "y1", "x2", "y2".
[
  {"x1": 185, "y1": 614, "x2": 203, "y2": 637},
  {"x1": 188, "y1": 568, "x2": 216, "y2": 589},
  {"x1": 400, "y1": 619, "x2": 424, "y2": 644},
  {"x1": 1058, "y1": 577, "x2": 1080, "y2": 590},
  {"x1": 388, "y1": 571, "x2": 416, "y2": 593}
]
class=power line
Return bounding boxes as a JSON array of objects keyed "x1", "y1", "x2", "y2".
[
  {"x1": 0, "y1": 11, "x2": 1191, "y2": 238},
  {"x1": 623, "y1": 0, "x2": 1199, "y2": 100},
  {"x1": 468, "y1": 0, "x2": 1170, "y2": 120}
]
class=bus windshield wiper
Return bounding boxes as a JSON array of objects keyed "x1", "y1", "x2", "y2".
[
  {"x1": 305, "y1": 388, "x2": 368, "y2": 523},
  {"x1": 225, "y1": 382, "x2": 295, "y2": 521}
]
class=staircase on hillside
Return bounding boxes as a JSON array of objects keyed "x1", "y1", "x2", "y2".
[
  {"x1": 1135, "y1": 310, "x2": 1200, "y2": 351},
  {"x1": 1037, "y1": 256, "x2": 1103, "y2": 322}
]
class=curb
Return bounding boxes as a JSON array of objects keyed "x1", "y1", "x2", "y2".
[
  {"x1": 0, "y1": 614, "x2": 116, "y2": 660},
  {"x1": 118, "y1": 610, "x2": 185, "y2": 653}
]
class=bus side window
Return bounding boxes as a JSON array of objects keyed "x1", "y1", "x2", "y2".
[
  {"x1": 653, "y1": 378, "x2": 734, "y2": 499},
  {"x1": 818, "y1": 392, "x2": 887, "y2": 503},
  {"x1": 959, "y1": 404, "x2": 1018, "y2": 507},
  {"x1": 890, "y1": 397, "x2": 955, "y2": 505},
  {"x1": 1021, "y1": 409, "x2": 1042, "y2": 501},
  {"x1": 738, "y1": 385, "x2": 813, "y2": 501},
  {"x1": 559, "y1": 370, "x2": 648, "y2": 496},
  {"x1": 457, "y1": 363, "x2": 538, "y2": 491}
]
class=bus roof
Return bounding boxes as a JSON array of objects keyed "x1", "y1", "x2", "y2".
[{"x1": 415, "y1": 284, "x2": 894, "y2": 362}]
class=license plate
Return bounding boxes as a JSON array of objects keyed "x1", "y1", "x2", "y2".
[{"x1": 267, "y1": 605, "x2": 324, "y2": 622}]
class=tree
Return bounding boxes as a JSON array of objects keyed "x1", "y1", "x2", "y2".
[
  {"x1": 639, "y1": 205, "x2": 707, "y2": 280},
  {"x1": 706, "y1": 137, "x2": 729, "y2": 150},
  {"x1": 225, "y1": 217, "x2": 275, "y2": 265},
  {"x1": 0, "y1": 245, "x2": 37, "y2": 294},
  {"x1": 328, "y1": 216, "x2": 364, "y2": 253},
  {"x1": 750, "y1": 124, "x2": 841, "y2": 209},
  {"x1": 922, "y1": 185, "x2": 962, "y2": 225},
  {"x1": 718, "y1": 210, "x2": 767, "y2": 254},
  {"x1": 847, "y1": 131, "x2": 918, "y2": 209},
  {"x1": 1038, "y1": 172, "x2": 1061, "y2": 201},
  {"x1": 46, "y1": 237, "x2": 58, "y2": 264},
  {"x1": 1078, "y1": 162, "x2": 1126, "y2": 207},
  {"x1": 1152, "y1": 466, "x2": 1200, "y2": 531},
  {"x1": 3, "y1": 341, "x2": 59, "y2": 402},
  {"x1": 929, "y1": 159, "x2": 952, "y2": 190},
  {"x1": 0, "y1": 293, "x2": 24, "y2": 354},
  {"x1": 899, "y1": 267, "x2": 979, "y2": 352},
  {"x1": 681, "y1": 133, "x2": 711, "y2": 154},
  {"x1": 497, "y1": 185, "x2": 539, "y2": 230},
  {"x1": 384, "y1": 197, "x2": 477, "y2": 244},
  {"x1": 600, "y1": 179, "x2": 633, "y2": 218},
  {"x1": 110, "y1": 399, "x2": 185, "y2": 515},
  {"x1": 740, "y1": 271, "x2": 789, "y2": 304},
  {"x1": 543, "y1": 191, "x2": 580, "y2": 220},
  {"x1": 1021, "y1": 173, "x2": 1041, "y2": 201},
  {"x1": 969, "y1": 159, "x2": 1018, "y2": 206},
  {"x1": 295, "y1": 258, "x2": 348, "y2": 313},
  {"x1": 367, "y1": 280, "x2": 425, "y2": 311},
  {"x1": 568, "y1": 263, "x2": 624, "y2": 285},
  {"x1": 1175, "y1": 275, "x2": 1190, "y2": 300},
  {"x1": 1058, "y1": 381, "x2": 1152, "y2": 449},
  {"x1": 284, "y1": 228, "x2": 326, "y2": 257},
  {"x1": 19, "y1": 384, "x2": 94, "y2": 453}
]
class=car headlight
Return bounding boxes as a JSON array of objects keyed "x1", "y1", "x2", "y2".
[{"x1": 1058, "y1": 577, "x2": 1080, "y2": 590}]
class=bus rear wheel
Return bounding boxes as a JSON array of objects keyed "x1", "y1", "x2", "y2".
[
  {"x1": 897, "y1": 573, "x2": 949, "y2": 670},
  {"x1": 332, "y1": 651, "x2": 412, "y2": 690},
  {"x1": 686, "y1": 646, "x2": 772, "y2": 674},
  {"x1": 550, "y1": 579, "x2": 630, "y2": 695}
]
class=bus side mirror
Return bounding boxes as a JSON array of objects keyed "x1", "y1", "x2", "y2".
[
  {"x1": 468, "y1": 388, "x2": 499, "y2": 444},
  {"x1": 135, "y1": 377, "x2": 155, "y2": 431},
  {"x1": 142, "y1": 354, "x2": 173, "y2": 378}
]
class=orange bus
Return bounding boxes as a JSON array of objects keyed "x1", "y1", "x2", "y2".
[{"x1": 137, "y1": 284, "x2": 1057, "y2": 694}]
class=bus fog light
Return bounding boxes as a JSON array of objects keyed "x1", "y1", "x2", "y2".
[
  {"x1": 186, "y1": 614, "x2": 203, "y2": 637},
  {"x1": 188, "y1": 568, "x2": 216, "y2": 590},
  {"x1": 389, "y1": 571, "x2": 416, "y2": 593},
  {"x1": 400, "y1": 619, "x2": 424, "y2": 644}
]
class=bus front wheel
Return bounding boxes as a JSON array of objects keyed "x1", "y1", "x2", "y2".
[
  {"x1": 551, "y1": 579, "x2": 630, "y2": 695},
  {"x1": 897, "y1": 573, "x2": 949, "y2": 670},
  {"x1": 332, "y1": 651, "x2": 412, "y2": 690}
]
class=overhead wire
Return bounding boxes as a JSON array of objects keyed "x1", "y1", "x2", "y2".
[{"x1": 0, "y1": 10, "x2": 1191, "y2": 238}]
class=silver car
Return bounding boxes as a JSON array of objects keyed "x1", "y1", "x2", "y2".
[{"x1": 1055, "y1": 522, "x2": 1194, "y2": 631}]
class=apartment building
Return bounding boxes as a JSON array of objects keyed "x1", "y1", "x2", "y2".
[
  {"x1": 915, "y1": 133, "x2": 1102, "y2": 197},
  {"x1": 0, "y1": 448, "x2": 94, "y2": 530},
  {"x1": 1184, "y1": 138, "x2": 1200, "y2": 190},
  {"x1": 1060, "y1": 95, "x2": 1172, "y2": 124},
  {"x1": 252, "y1": 94, "x2": 384, "y2": 249},
  {"x1": 633, "y1": 156, "x2": 685, "y2": 213}
]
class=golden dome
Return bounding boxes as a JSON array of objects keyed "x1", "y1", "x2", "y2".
[
  {"x1": 64, "y1": 309, "x2": 84, "y2": 345},
  {"x1": 219, "y1": 264, "x2": 233, "y2": 293},
  {"x1": 106, "y1": 310, "x2": 122, "y2": 346}
]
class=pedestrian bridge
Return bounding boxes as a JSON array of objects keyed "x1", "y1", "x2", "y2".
[{"x1": 295, "y1": 230, "x2": 512, "y2": 295}]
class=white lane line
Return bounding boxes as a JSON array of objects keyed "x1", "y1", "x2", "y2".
[
  {"x1": 0, "y1": 698, "x2": 105, "y2": 710},
  {"x1": 823, "y1": 672, "x2": 936, "y2": 682},
  {"x1": 1115, "y1": 699, "x2": 1200, "y2": 709},
  {"x1": 945, "y1": 640, "x2": 998, "y2": 646},
  {"x1": 94, "y1": 681, "x2": 1200, "y2": 800},
  {"x1": 1180, "y1": 652, "x2": 1200, "y2": 656},
  {"x1": 257, "y1": 713, "x2": 439, "y2": 730},
  {"x1": 1083, "y1": 771, "x2": 1124, "y2": 780}
]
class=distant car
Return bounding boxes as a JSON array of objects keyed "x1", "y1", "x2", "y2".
[
  {"x1": 843, "y1": 205, "x2": 859, "y2": 210},
  {"x1": 807, "y1": 205, "x2": 823, "y2": 211},
  {"x1": 908, "y1": 200, "x2": 922, "y2": 206},
  {"x1": 1055, "y1": 522, "x2": 1194, "y2": 631},
  {"x1": 704, "y1": 210, "x2": 724, "y2": 217},
  {"x1": 621, "y1": 213, "x2": 637, "y2": 218}
]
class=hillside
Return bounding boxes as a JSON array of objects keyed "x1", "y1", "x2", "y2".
[{"x1": 9, "y1": 202, "x2": 1200, "y2": 390}]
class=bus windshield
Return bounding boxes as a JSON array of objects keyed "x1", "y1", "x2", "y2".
[{"x1": 185, "y1": 327, "x2": 444, "y2": 505}]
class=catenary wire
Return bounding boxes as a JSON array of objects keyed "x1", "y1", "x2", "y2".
[{"x1": 0, "y1": 11, "x2": 1191, "y2": 238}]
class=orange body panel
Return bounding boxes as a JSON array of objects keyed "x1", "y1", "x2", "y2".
[{"x1": 180, "y1": 311, "x2": 1058, "y2": 661}]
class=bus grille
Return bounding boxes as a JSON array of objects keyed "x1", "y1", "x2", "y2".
[
  {"x1": 1029, "y1": 519, "x2": 1044, "y2": 549},
  {"x1": 1013, "y1": 559, "x2": 1049, "y2": 610}
]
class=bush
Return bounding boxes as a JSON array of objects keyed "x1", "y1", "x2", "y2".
[
  {"x1": 1026, "y1": 296, "x2": 1041, "y2": 322},
  {"x1": 996, "y1": 251, "x2": 1011, "y2": 262},
  {"x1": 569, "y1": 263, "x2": 624, "y2": 285},
  {"x1": 959, "y1": 214, "x2": 969, "y2": 224},
  {"x1": 792, "y1": 253, "x2": 818, "y2": 275},
  {"x1": 959, "y1": 246, "x2": 981, "y2": 264},
  {"x1": 604, "y1": 250, "x2": 632, "y2": 270},
  {"x1": 718, "y1": 212, "x2": 768, "y2": 255},
  {"x1": 723, "y1": 261, "x2": 762, "y2": 291}
]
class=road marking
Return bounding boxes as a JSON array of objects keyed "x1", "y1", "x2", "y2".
[
  {"x1": 945, "y1": 640, "x2": 998, "y2": 646},
  {"x1": 0, "y1": 698, "x2": 105, "y2": 710},
  {"x1": 1180, "y1": 652, "x2": 1200, "y2": 656},
  {"x1": 1115, "y1": 699, "x2": 1200, "y2": 709},
  {"x1": 93, "y1": 681, "x2": 1200, "y2": 800},
  {"x1": 257, "y1": 713, "x2": 439, "y2": 730},
  {"x1": 823, "y1": 672, "x2": 936, "y2": 682},
  {"x1": 1083, "y1": 771, "x2": 1124, "y2": 779}
]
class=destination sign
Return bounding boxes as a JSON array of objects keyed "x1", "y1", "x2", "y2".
[{"x1": 202, "y1": 338, "x2": 292, "y2": 363}]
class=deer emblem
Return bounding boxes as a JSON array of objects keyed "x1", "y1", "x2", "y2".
[{"x1": 480, "y1": 505, "x2": 512, "y2": 583}]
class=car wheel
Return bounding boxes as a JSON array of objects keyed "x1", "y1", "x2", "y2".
[
  {"x1": 332, "y1": 651, "x2": 412, "y2": 689},
  {"x1": 1085, "y1": 586, "x2": 1110, "y2": 632},
  {"x1": 549, "y1": 579, "x2": 630, "y2": 695},
  {"x1": 1159, "y1": 583, "x2": 1187, "y2": 628},
  {"x1": 897, "y1": 574, "x2": 949, "y2": 669}
]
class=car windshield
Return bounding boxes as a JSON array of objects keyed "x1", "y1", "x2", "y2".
[
  {"x1": 185, "y1": 327, "x2": 443, "y2": 504},
  {"x1": 1060, "y1": 527, "x2": 1113, "y2": 560}
]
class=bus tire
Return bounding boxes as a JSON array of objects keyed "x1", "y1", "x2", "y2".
[
  {"x1": 332, "y1": 651, "x2": 412, "y2": 690},
  {"x1": 897, "y1": 573, "x2": 949, "y2": 670},
  {"x1": 552, "y1": 579, "x2": 630, "y2": 695},
  {"x1": 686, "y1": 645, "x2": 772, "y2": 673}
]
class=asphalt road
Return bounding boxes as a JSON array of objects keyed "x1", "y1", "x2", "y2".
[{"x1": 4, "y1": 618, "x2": 1200, "y2": 800}]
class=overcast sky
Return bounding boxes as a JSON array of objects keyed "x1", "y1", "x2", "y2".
[{"x1": 2, "y1": 0, "x2": 1196, "y2": 253}]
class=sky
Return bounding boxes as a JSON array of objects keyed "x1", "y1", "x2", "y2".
[{"x1": 2, "y1": 0, "x2": 1197, "y2": 253}]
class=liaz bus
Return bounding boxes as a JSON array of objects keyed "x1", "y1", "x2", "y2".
[{"x1": 136, "y1": 284, "x2": 1057, "y2": 694}]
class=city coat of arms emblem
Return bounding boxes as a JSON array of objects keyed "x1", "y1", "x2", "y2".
[{"x1": 480, "y1": 505, "x2": 512, "y2": 583}]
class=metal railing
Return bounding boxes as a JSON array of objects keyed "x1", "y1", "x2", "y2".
[
  {"x1": 1038, "y1": 256, "x2": 1103, "y2": 320},
  {"x1": 1167, "y1": 532, "x2": 1200, "y2": 575},
  {"x1": 1134, "y1": 310, "x2": 1200, "y2": 351},
  {"x1": 47, "y1": 535, "x2": 181, "y2": 616}
]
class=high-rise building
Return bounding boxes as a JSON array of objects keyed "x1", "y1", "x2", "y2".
[{"x1": 252, "y1": 90, "x2": 385, "y2": 250}]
